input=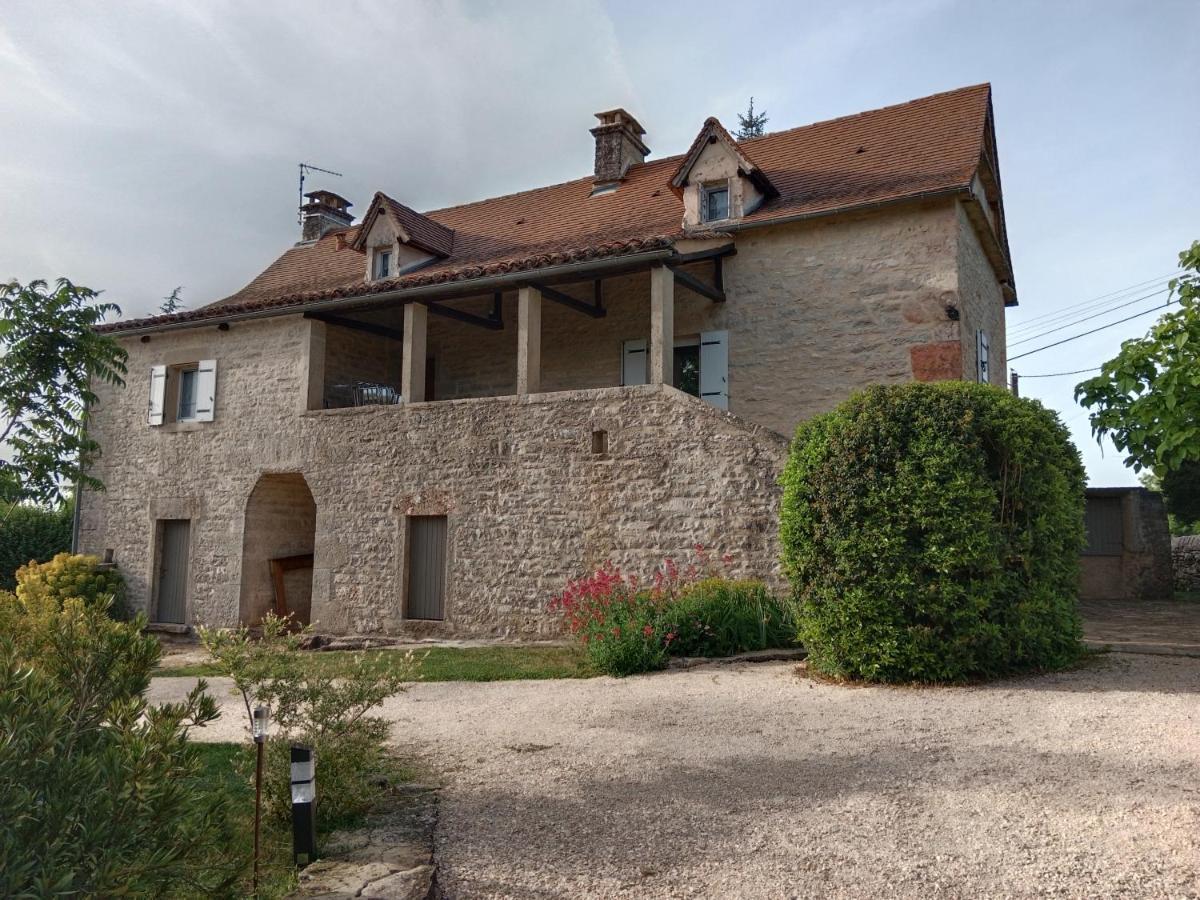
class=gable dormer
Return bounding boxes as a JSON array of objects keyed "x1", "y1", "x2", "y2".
[
  {"x1": 351, "y1": 192, "x2": 455, "y2": 281},
  {"x1": 670, "y1": 118, "x2": 778, "y2": 230}
]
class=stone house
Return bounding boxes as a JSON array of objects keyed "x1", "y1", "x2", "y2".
[{"x1": 83, "y1": 83, "x2": 1015, "y2": 637}]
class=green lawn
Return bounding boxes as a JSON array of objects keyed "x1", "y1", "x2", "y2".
[
  {"x1": 159, "y1": 643, "x2": 594, "y2": 681},
  {"x1": 187, "y1": 742, "x2": 296, "y2": 899}
]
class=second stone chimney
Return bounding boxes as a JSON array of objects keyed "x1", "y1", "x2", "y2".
[
  {"x1": 590, "y1": 108, "x2": 649, "y2": 191},
  {"x1": 301, "y1": 190, "x2": 354, "y2": 241}
]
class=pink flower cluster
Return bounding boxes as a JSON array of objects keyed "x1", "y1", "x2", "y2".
[{"x1": 548, "y1": 545, "x2": 734, "y2": 641}]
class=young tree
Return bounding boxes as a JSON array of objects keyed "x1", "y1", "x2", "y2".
[
  {"x1": 1076, "y1": 241, "x2": 1200, "y2": 474},
  {"x1": 160, "y1": 285, "x2": 185, "y2": 314},
  {"x1": 0, "y1": 279, "x2": 128, "y2": 506},
  {"x1": 736, "y1": 96, "x2": 769, "y2": 139}
]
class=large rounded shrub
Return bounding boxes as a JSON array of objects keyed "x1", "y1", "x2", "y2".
[{"x1": 781, "y1": 381, "x2": 1086, "y2": 683}]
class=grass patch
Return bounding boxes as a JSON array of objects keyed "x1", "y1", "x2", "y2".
[
  {"x1": 159, "y1": 644, "x2": 595, "y2": 681},
  {"x1": 186, "y1": 742, "x2": 420, "y2": 899},
  {"x1": 186, "y1": 742, "x2": 296, "y2": 899}
]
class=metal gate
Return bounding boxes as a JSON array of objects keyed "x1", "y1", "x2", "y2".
[
  {"x1": 406, "y1": 516, "x2": 447, "y2": 620},
  {"x1": 156, "y1": 519, "x2": 190, "y2": 623}
]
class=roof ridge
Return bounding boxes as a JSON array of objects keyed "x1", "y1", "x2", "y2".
[
  {"x1": 737, "y1": 83, "x2": 992, "y2": 148},
  {"x1": 418, "y1": 84, "x2": 989, "y2": 222}
]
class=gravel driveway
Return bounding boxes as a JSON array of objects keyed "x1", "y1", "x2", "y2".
[{"x1": 153, "y1": 653, "x2": 1200, "y2": 898}]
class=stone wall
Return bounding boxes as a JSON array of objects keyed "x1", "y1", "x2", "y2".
[
  {"x1": 80, "y1": 313, "x2": 787, "y2": 636},
  {"x1": 1079, "y1": 488, "x2": 1174, "y2": 602},
  {"x1": 955, "y1": 202, "x2": 1009, "y2": 385},
  {"x1": 1172, "y1": 535, "x2": 1200, "y2": 592}
]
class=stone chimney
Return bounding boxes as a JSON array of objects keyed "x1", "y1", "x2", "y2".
[
  {"x1": 301, "y1": 190, "x2": 353, "y2": 241},
  {"x1": 590, "y1": 108, "x2": 649, "y2": 191}
]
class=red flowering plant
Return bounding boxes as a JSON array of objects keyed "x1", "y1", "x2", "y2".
[{"x1": 548, "y1": 545, "x2": 790, "y2": 676}]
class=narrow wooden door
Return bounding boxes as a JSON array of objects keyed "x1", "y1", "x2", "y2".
[
  {"x1": 406, "y1": 516, "x2": 447, "y2": 620},
  {"x1": 156, "y1": 519, "x2": 191, "y2": 624}
]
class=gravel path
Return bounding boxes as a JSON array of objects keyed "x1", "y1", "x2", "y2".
[{"x1": 152, "y1": 653, "x2": 1200, "y2": 898}]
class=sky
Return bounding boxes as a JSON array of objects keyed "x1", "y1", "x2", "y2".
[{"x1": 1, "y1": 0, "x2": 1196, "y2": 485}]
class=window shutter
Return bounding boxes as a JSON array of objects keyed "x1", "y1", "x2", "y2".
[
  {"x1": 699, "y1": 330, "x2": 729, "y2": 409},
  {"x1": 621, "y1": 339, "x2": 647, "y2": 386},
  {"x1": 195, "y1": 359, "x2": 217, "y2": 422},
  {"x1": 148, "y1": 365, "x2": 167, "y2": 426},
  {"x1": 977, "y1": 330, "x2": 990, "y2": 383}
]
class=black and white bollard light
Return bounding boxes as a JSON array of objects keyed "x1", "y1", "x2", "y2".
[
  {"x1": 290, "y1": 744, "x2": 317, "y2": 866},
  {"x1": 252, "y1": 705, "x2": 270, "y2": 895}
]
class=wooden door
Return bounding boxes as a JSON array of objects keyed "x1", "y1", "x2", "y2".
[
  {"x1": 406, "y1": 516, "x2": 447, "y2": 620},
  {"x1": 156, "y1": 519, "x2": 190, "y2": 624}
]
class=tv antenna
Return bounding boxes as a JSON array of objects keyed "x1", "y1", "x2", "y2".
[{"x1": 298, "y1": 162, "x2": 343, "y2": 224}]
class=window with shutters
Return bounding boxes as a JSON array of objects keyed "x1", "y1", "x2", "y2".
[
  {"x1": 621, "y1": 332, "x2": 728, "y2": 408},
  {"x1": 977, "y1": 330, "x2": 991, "y2": 383},
  {"x1": 149, "y1": 360, "x2": 217, "y2": 426},
  {"x1": 177, "y1": 367, "x2": 199, "y2": 421}
]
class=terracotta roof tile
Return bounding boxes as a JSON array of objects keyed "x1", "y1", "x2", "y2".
[
  {"x1": 108, "y1": 84, "x2": 993, "y2": 333},
  {"x1": 352, "y1": 192, "x2": 455, "y2": 257}
]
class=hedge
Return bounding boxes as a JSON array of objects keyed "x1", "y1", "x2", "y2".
[
  {"x1": 780, "y1": 381, "x2": 1086, "y2": 683},
  {"x1": 0, "y1": 501, "x2": 73, "y2": 591}
]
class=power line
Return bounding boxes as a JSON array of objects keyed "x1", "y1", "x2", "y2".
[
  {"x1": 1009, "y1": 298, "x2": 1176, "y2": 361},
  {"x1": 1016, "y1": 367, "x2": 1101, "y2": 378},
  {"x1": 1008, "y1": 270, "x2": 1182, "y2": 335},
  {"x1": 1009, "y1": 287, "x2": 1170, "y2": 346}
]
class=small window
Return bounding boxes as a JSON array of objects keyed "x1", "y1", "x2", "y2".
[
  {"x1": 702, "y1": 183, "x2": 730, "y2": 222},
  {"x1": 177, "y1": 367, "x2": 199, "y2": 421},
  {"x1": 374, "y1": 249, "x2": 392, "y2": 279}
]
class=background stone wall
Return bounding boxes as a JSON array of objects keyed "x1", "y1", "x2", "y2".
[
  {"x1": 1172, "y1": 535, "x2": 1200, "y2": 592},
  {"x1": 1080, "y1": 488, "x2": 1174, "y2": 602}
]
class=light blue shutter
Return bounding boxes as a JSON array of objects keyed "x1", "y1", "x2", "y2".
[
  {"x1": 195, "y1": 359, "x2": 217, "y2": 422},
  {"x1": 622, "y1": 339, "x2": 647, "y2": 386},
  {"x1": 977, "y1": 331, "x2": 990, "y2": 383},
  {"x1": 699, "y1": 330, "x2": 729, "y2": 409},
  {"x1": 148, "y1": 365, "x2": 167, "y2": 426}
]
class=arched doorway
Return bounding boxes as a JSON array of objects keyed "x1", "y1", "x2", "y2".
[{"x1": 239, "y1": 473, "x2": 316, "y2": 626}]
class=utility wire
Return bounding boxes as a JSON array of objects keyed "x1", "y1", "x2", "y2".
[
  {"x1": 1008, "y1": 270, "x2": 1182, "y2": 334},
  {"x1": 1009, "y1": 287, "x2": 1170, "y2": 346},
  {"x1": 1016, "y1": 367, "x2": 1101, "y2": 378},
  {"x1": 1010, "y1": 279, "x2": 1175, "y2": 337},
  {"x1": 1009, "y1": 299, "x2": 1176, "y2": 361}
]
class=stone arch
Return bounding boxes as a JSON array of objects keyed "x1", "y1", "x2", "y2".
[{"x1": 239, "y1": 473, "x2": 316, "y2": 626}]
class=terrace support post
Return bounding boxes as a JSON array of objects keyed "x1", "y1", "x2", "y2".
[
  {"x1": 401, "y1": 302, "x2": 427, "y2": 404},
  {"x1": 517, "y1": 285, "x2": 542, "y2": 395},
  {"x1": 649, "y1": 264, "x2": 674, "y2": 386}
]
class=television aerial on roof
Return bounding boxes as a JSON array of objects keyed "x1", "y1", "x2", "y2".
[{"x1": 297, "y1": 162, "x2": 343, "y2": 224}]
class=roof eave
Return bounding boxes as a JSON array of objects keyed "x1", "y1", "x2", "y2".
[{"x1": 101, "y1": 245, "x2": 677, "y2": 337}]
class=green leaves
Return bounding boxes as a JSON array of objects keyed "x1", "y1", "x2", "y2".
[
  {"x1": 0, "y1": 278, "x2": 129, "y2": 507},
  {"x1": 0, "y1": 594, "x2": 240, "y2": 897},
  {"x1": 780, "y1": 381, "x2": 1086, "y2": 683},
  {"x1": 1076, "y1": 241, "x2": 1200, "y2": 474}
]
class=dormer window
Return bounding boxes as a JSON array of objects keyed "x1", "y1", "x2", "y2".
[
  {"x1": 702, "y1": 182, "x2": 730, "y2": 223},
  {"x1": 373, "y1": 249, "x2": 392, "y2": 280}
]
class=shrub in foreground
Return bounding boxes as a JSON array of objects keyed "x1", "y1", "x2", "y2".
[
  {"x1": 550, "y1": 549, "x2": 793, "y2": 676},
  {"x1": 15, "y1": 550, "x2": 129, "y2": 619},
  {"x1": 200, "y1": 614, "x2": 422, "y2": 828},
  {"x1": 0, "y1": 592, "x2": 238, "y2": 897},
  {"x1": 781, "y1": 382, "x2": 1086, "y2": 683}
]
